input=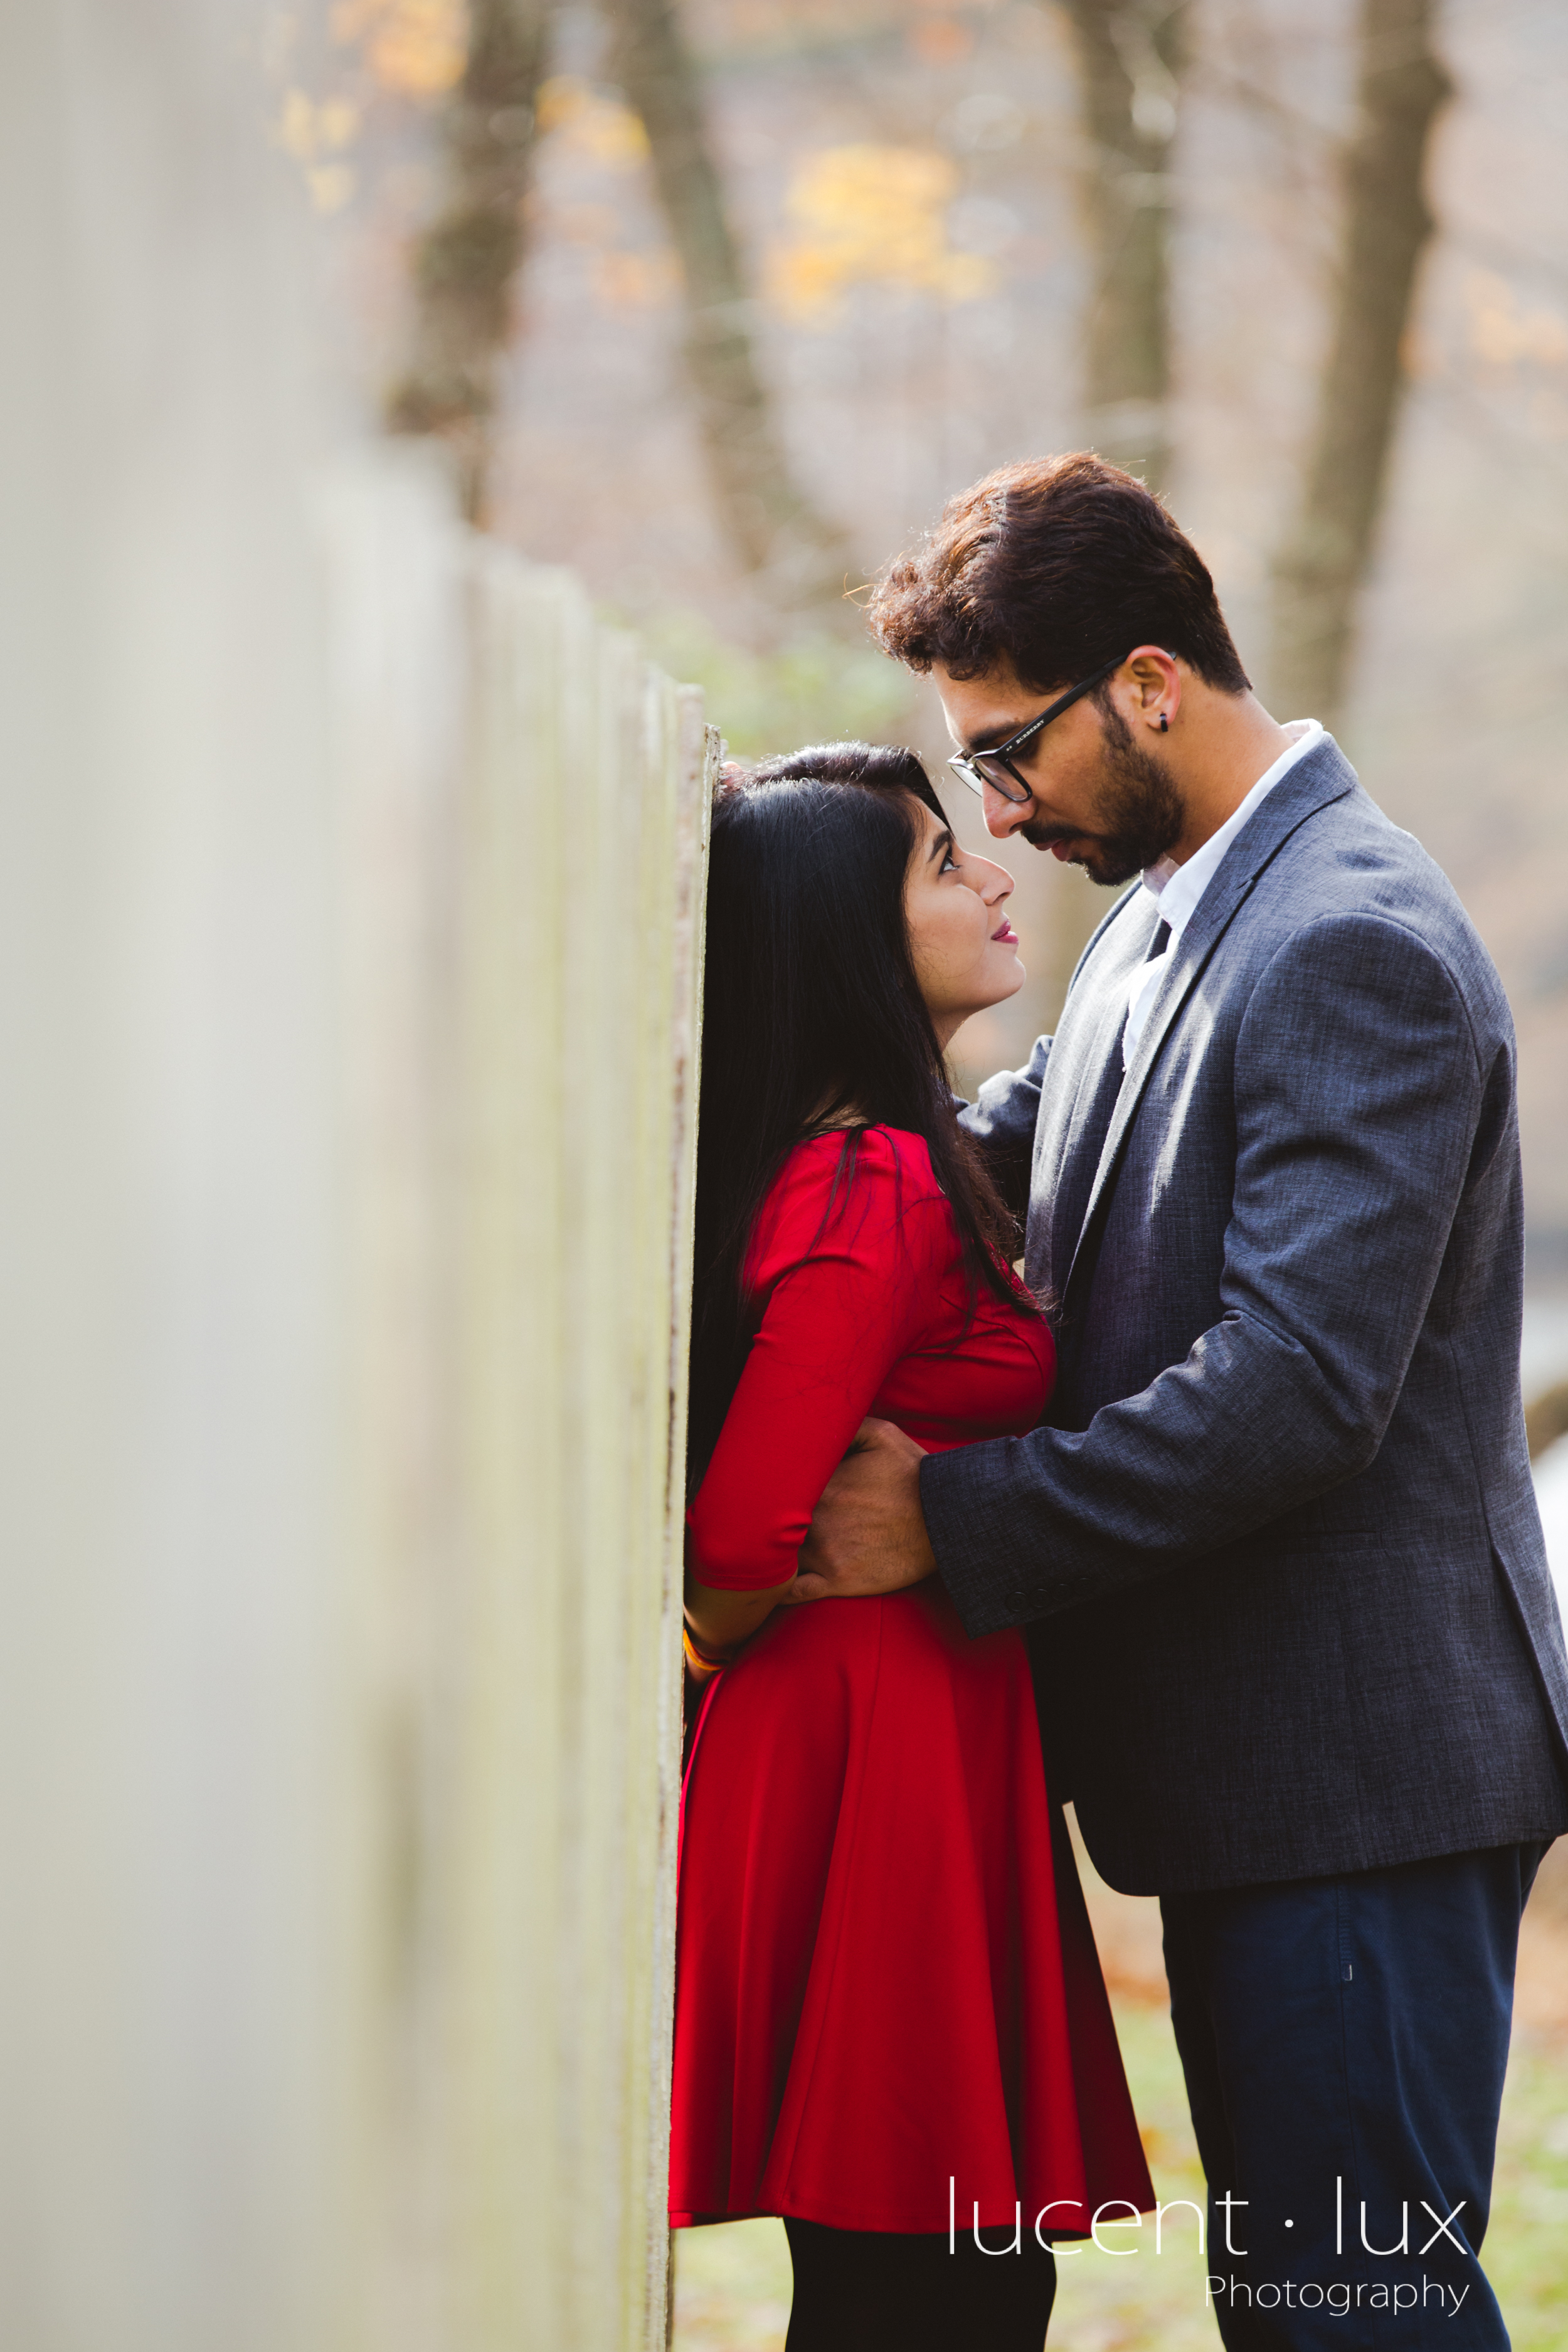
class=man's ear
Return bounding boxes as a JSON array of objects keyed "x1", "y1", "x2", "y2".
[{"x1": 1123, "y1": 645, "x2": 1181, "y2": 731}]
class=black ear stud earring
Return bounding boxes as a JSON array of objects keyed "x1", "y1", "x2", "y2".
[{"x1": 1158, "y1": 713, "x2": 1169, "y2": 731}]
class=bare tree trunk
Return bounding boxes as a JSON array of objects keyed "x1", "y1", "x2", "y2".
[
  {"x1": 1030, "y1": 3, "x2": 1189, "y2": 1017},
  {"x1": 603, "y1": 0, "x2": 849, "y2": 610},
  {"x1": 1061, "y1": 0, "x2": 1188, "y2": 495},
  {"x1": 1268, "y1": 0, "x2": 1451, "y2": 728},
  {"x1": 385, "y1": 0, "x2": 552, "y2": 524}
]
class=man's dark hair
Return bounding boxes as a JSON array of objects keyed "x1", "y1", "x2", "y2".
[{"x1": 867, "y1": 452, "x2": 1251, "y2": 696}]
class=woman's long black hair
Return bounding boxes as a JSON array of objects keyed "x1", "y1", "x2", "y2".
[{"x1": 687, "y1": 741, "x2": 1026, "y2": 1497}]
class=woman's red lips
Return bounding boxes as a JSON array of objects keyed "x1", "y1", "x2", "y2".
[{"x1": 992, "y1": 920, "x2": 1017, "y2": 942}]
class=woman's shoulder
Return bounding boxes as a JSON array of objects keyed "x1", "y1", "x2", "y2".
[
  {"x1": 775, "y1": 1123, "x2": 946, "y2": 1202},
  {"x1": 750, "y1": 1125, "x2": 955, "y2": 1281}
]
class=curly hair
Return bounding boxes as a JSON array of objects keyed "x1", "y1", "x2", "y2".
[{"x1": 867, "y1": 452, "x2": 1250, "y2": 696}]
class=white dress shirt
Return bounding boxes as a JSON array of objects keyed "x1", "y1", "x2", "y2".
[{"x1": 1123, "y1": 719, "x2": 1324, "y2": 1067}]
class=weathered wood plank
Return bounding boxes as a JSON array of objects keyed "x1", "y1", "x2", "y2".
[{"x1": 332, "y1": 459, "x2": 706, "y2": 2352}]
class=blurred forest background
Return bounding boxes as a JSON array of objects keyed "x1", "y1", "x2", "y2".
[
  {"x1": 272, "y1": 0, "x2": 1568, "y2": 1295},
  {"x1": 255, "y1": 6, "x2": 1568, "y2": 2343}
]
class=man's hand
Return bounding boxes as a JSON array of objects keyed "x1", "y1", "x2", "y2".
[{"x1": 785, "y1": 1417, "x2": 937, "y2": 1602}]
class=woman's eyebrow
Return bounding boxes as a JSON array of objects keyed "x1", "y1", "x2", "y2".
[{"x1": 928, "y1": 826, "x2": 955, "y2": 863}]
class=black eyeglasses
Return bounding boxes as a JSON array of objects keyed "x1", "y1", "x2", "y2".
[{"x1": 947, "y1": 655, "x2": 1125, "y2": 804}]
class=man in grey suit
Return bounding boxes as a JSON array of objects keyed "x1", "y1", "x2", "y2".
[{"x1": 794, "y1": 455, "x2": 1568, "y2": 2345}]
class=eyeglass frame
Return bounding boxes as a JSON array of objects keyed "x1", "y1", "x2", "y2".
[{"x1": 946, "y1": 654, "x2": 1126, "y2": 805}]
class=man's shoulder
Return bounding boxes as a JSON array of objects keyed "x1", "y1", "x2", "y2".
[
  {"x1": 1241, "y1": 783, "x2": 1503, "y2": 1011},
  {"x1": 1269, "y1": 771, "x2": 1438, "y2": 894}
]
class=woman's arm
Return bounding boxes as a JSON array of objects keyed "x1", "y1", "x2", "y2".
[
  {"x1": 685, "y1": 1137, "x2": 948, "y2": 1651},
  {"x1": 683, "y1": 1567, "x2": 795, "y2": 1660}
]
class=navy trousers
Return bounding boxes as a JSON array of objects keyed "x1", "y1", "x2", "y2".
[{"x1": 1161, "y1": 1843, "x2": 1548, "y2": 2349}]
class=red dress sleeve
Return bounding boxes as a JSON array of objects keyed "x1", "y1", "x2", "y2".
[{"x1": 687, "y1": 1130, "x2": 956, "y2": 1591}]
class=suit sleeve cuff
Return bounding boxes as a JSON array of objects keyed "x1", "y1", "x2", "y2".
[{"x1": 920, "y1": 1443, "x2": 1030, "y2": 1639}]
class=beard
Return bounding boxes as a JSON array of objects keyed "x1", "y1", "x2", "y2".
[{"x1": 1019, "y1": 697, "x2": 1185, "y2": 885}]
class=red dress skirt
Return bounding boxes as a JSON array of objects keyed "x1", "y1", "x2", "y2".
[{"x1": 670, "y1": 1126, "x2": 1153, "y2": 2235}]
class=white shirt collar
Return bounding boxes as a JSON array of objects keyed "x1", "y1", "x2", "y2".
[{"x1": 1141, "y1": 719, "x2": 1324, "y2": 944}]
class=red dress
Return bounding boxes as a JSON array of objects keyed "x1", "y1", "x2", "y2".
[{"x1": 669, "y1": 1126, "x2": 1153, "y2": 2235}]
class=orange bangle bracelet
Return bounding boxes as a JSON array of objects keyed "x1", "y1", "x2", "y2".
[{"x1": 682, "y1": 1626, "x2": 731, "y2": 1682}]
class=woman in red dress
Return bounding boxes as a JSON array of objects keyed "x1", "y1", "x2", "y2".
[{"x1": 671, "y1": 745, "x2": 1151, "y2": 2349}]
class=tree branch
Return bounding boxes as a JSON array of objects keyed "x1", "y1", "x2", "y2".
[
  {"x1": 603, "y1": 0, "x2": 849, "y2": 607},
  {"x1": 1059, "y1": 0, "x2": 1189, "y2": 492},
  {"x1": 1268, "y1": 0, "x2": 1453, "y2": 728},
  {"x1": 385, "y1": 0, "x2": 553, "y2": 524}
]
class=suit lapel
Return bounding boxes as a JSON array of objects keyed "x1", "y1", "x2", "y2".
[
  {"x1": 1025, "y1": 891, "x2": 1157, "y2": 1305},
  {"x1": 1057, "y1": 741, "x2": 1360, "y2": 1310}
]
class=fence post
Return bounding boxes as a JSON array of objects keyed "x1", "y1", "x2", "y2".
[
  {"x1": 1, "y1": 9, "x2": 708, "y2": 2328},
  {"x1": 331, "y1": 455, "x2": 712, "y2": 2351}
]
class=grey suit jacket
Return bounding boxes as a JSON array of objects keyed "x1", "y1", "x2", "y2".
[{"x1": 924, "y1": 737, "x2": 1568, "y2": 1894}]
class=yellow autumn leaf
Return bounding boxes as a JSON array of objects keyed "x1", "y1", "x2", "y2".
[
  {"x1": 317, "y1": 98, "x2": 361, "y2": 151},
  {"x1": 278, "y1": 88, "x2": 361, "y2": 161},
  {"x1": 766, "y1": 145, "x2": 1000, "y2": 322},
  {"x1": 307, "y1": 164, "x2": 357, "y2": 214},
  {"x1": 334, "y1": 0, "x2": 467, "y2": 99},
  {"x1": 536, "y1": 76, "x2": 650, "y2": 169},
  {"x1": 278, "y1": 87, "x2": 317, "y2": 159},
  {"x1": 937, "y1": 250, "x2": 996, "y2": 302},
  {"x1": 767, "y1": 244, "x2": 847, "y2": 320},
  {"x1": 1466, "y1": 270, "x2": 1568, "y2": 372}
]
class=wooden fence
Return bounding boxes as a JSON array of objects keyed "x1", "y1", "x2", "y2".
[
  {"x1": 329, "y1": 457, "x2": 712, "y2": 2351},
  {"x1": 1, "y1": 14, "x2": 712, "y2": 2336}
]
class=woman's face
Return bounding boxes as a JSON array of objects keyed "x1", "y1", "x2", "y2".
[{"x1": 902, "y1": 796, "x2": 1025, "y2": 1048}]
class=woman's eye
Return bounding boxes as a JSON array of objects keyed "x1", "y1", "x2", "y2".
[{"x1": 942, "y1": 850, "x2": 961, "y2": 873}]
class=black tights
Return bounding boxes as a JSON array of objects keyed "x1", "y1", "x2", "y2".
[{"x1": 783, "y1": 2217, "x2": 1056, "y2": 2352}]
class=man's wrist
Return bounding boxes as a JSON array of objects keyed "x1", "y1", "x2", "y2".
[{"x1": 914, "y1": 1449, "x2": 946, "y2": 1581}]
